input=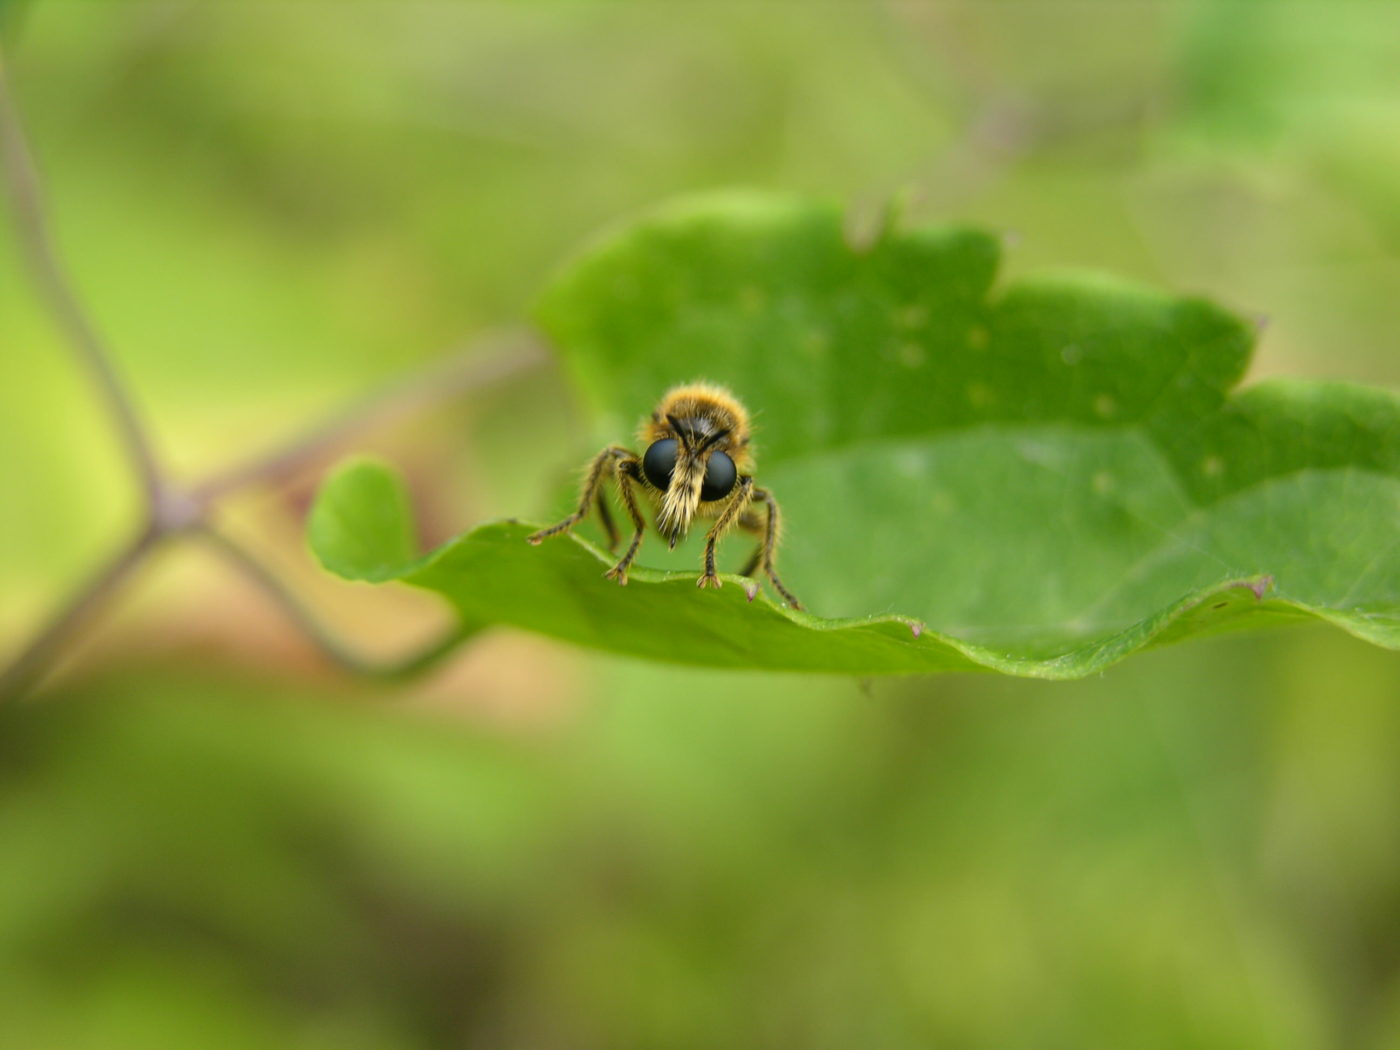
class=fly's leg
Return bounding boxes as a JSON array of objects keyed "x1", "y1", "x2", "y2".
[
  {"x1": 697, "y1": 476, "x2": 754, "y2": 592},
  {"x1": 747, "y1": 487, "x2": 801, "y2": 609},
  {"x1": 527, "y1": 446, "x2": 633, "y2": 546},
  {"x1": 603, "y1": 459, "x2": 647, "y2": 585},
  {"x1": 737, "y1": 511, "x2": 764, "y2": 578},
  {"x1": 595, "y1": 488, "x2": 620, "y2": 551}
]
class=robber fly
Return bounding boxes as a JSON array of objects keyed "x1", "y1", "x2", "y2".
[{"x1": 527, "y1": 382, "x2": 801, "y2": 608}]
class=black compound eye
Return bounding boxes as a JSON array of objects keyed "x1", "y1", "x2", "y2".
[
  {"x1": 642, "y1": 438, "x2": 679, "y2": 490},
  {"x1": 700, "y1": 450, "x2": 737, "y2": 501}
]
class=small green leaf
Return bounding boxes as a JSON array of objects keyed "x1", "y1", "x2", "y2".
[
  {"x1": 308, "y1": 193, "x2": 1400, "y2": 676},
  {"x1": 306, "y1": 457, "x2": 422, "y2": 583}
]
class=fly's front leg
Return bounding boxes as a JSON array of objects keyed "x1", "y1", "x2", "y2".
[
  {"x1": 749, "y1": 487, "x2": 801, "y2": 609},
  {"x1": 697, "y1": 476, "x2": 754, "y2": 592},
  {"x1": 528, "y1": 446, "x2": 633, "y2": 546},
  {"x1": 603, "y1": 459, "x2": 647, "y2": 585}
]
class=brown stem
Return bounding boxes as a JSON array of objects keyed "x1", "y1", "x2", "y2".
[
  {"x1": 0, "y1": 526, "x2": 160, "y2": 701},
  {"x1": 192, "y1": 330, "x2": 549, "y2": 499},
  {"x1": 0, "y1": 50, "x2": 164, "y2": 503},
  {"x1": 198, "y1": 527, "x2": 472, "y2": 679}
]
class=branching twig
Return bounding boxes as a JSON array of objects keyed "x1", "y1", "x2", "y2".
[
  {"x1": 0, "y1": 43, "x2": 542, "y2": 701},
  {"x1": 198, "y1": 527, "x2": 473, "y2": 680},
  {"x1": 193, "y1": 329, "x2": 549, "y2": 501},
  {"x1": 0, "y1": 526, "x2": 161, "y2": 701},
  {"x1": 0, "y1": 50, "x2": 163, "y2": 503}
]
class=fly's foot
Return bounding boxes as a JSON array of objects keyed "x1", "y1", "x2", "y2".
[
  {"x1": 527, "y1": 524, "x2": 567, "y2": 546},
  {"x1": 604, "y1": 565, "x2": 629, "y2": 586},
  {"x1": 697, "y1": 572, "x2": 722, "y2": 591}
]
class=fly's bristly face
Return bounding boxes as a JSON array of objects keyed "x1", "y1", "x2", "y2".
[{"x1": 637, "y1": 383, "x2": 753, "y2": 548}]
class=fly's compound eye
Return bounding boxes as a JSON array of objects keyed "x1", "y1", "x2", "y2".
[
  {"x1": 642, "y1": 438, "x2": 679, "y2": 490},
  {"x1": 700, "y1": 450, "x2": 737, "y2": 501}
]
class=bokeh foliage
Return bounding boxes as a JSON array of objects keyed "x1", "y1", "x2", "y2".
[{"x1": 5, "y1": 2, "x2": 1400, "y2": 1048}]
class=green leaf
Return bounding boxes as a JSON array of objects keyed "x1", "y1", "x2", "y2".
[
  {"x1": 309, "y1": 193, "x2": 1400, "y2": 677},
  {"x1": 306, "y1": 458, "x2": 421, "y2": 583}
]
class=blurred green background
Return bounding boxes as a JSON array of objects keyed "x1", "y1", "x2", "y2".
[{"x1": 4, "y1": 2, "x2": 1400, "y2": 1046}]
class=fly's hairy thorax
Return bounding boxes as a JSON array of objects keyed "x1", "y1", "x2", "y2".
[{"x1": 640, "y1": 384, "x2": 754, "y2": 475}]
